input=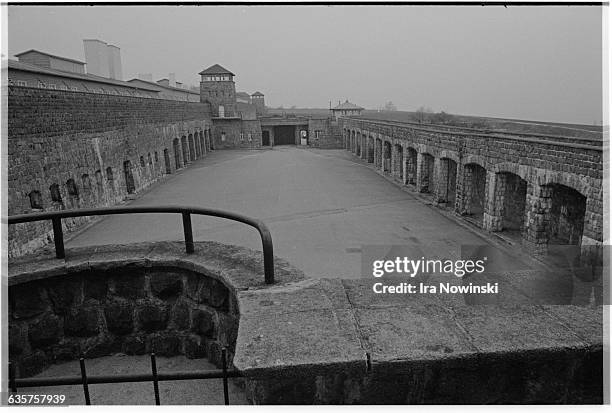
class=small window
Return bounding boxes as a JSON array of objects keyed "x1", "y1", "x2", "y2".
[
  {"x1": 66, "y1": 179, "x2": 78, "y2": 197},
  {"x1": 82, "y1": 174, "x2": 92, "y2": 191},
  {"x1": 148, "y1": 153, "x2": 153, "y2": 165},
  {"x1": 17, "y1": 80, "x2": 27, "y2": 87},
  {"x1": 140, "y1": 156, "x2": 146, "y2": 167},
  {"x1": 248, "y1": 133, "x2": 252, "y2": 142},
  {"x1": 49, "y1": 184, "x2": 62, "y2": 203},
  {"x1": 315, "y1": 130, "x2": 322, "y2": 139},
  {"x1": 29, "y1": 190, "x2": 43, "y2": 209},
  {"x1": 221, "y1": 132, "x2": 226, "y2": 142},
  {"x1": 218, "y1": 105, "x2": 225, "y2": 117},
  {"x1": 38, "y1": 81, "x2": 46, "y2": 88},
  {"x1": 48, "y1": 84, "x2": 56, "y2": 90},
  {"x1": 106, "y1": 167, "x2": 114, "y2": 185},
  {"x1": 240, "y1": 133, "x2": 244, "y2": 141},
  {"x1": 154, "y1": 152, "x2": 159, "y2": 162}
]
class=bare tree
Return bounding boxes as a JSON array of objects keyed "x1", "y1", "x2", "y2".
[
  {"x1": 415, "y1": 106, "x2": 433, "y2": 123},
  {"x1": 383, "y1": 101, "x2": 397, "y2": 111}
]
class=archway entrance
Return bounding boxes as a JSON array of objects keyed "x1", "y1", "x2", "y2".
[
  {"x1": 438, "y1": 158, "x2": 457, "y2": 207},
  {"x1": 462, "y1": 163, "x2": 487, "y2": 223},
  {"x1": 123, "y1": 160, "x2": 135, "y2": 194},
  {"x1": 496, "y1": 172, "x2": 527, "y2": 233},
  {"x1": 173, "y1": 138, "x2": 181, "y2": 169},
  {"x1": 164, "y1": 149, "x2": 171, "y2": 174},
  {"x1": 274, "y1": 126, "x2": 295, "y2": 145},
  {"x1": 419, "y1": 153, "x2": 435, "y2": 193}
]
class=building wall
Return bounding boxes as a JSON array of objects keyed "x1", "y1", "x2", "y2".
[
  {"x1": 8, "y1": 86, "x2": 213, "y2": 257},
  {"x1": 342, "y1": 118, "x2": 604, "y2": 251},
  {"x1": 8, "y1": 69, "x2": 159, "y2": 97},
  {"x1": 200, "y1": 80, "x2": 237, "y2": 117},
  {"x1": 308, "y1": 118, "x2": 343, "y2": 148},
  {"x1": 211, "y1": 118, "x2": 262, "y2": 149},
  {"x1": 49, "y1": 57, "x2": 86, "y2": 74}
]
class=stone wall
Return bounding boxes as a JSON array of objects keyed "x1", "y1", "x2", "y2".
[
  {"x1": 8, "y1": 86, "x2": 213, "y2": 257},
  {"x1": 341, "y1": 118, "x2": 604, "y2": 256},
  {"x1": 9, "y1": 266, "x2": 238, "y2": 378},
  {"x1": 308, "y1": 118, "x2": 343, "y2": 148}
]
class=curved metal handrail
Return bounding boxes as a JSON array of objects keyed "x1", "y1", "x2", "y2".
[{"x1": 7, "y1": 205, "x2": 274, "y2": 284}]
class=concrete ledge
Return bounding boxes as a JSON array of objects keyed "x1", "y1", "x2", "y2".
[{"x1": 8, "y1": 242, "x2": 603, "y2": 403}]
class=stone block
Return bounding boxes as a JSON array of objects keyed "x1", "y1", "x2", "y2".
[
  {"x1": 82, "y1": 334, "x2": 119, "y2": 358},
  {"x1": 28, "y1": 313, "x2": 63, "y2": 348},
  {"x1": 184, "y1": 334, "x2": 207, "y2": 359},
  {"x1": 64, "y1": 301, "x2": 100, "y2": 337},
  {"x1": 9, "y1": 323, "x2": 28, "y2": 356},
  {"x1": 113, "y1": 272, "x2": 146, "y2": 299},
  {"x1": 199, "y1": 278, "x2": 228, "y2": 309},
  {"x1": 149, "y1": 271, "x2": 183, "y2": 299},
  {"x1": 11, "y1": 284, "x2": 48, "y2": 319},
  {"x1": 20, "y1": 350, "x2": 48, "y2": 378},
  {"x1": 45, "y1": 275, "x2": 82, "y2": 315},
  {"x1": 191, "y1": 308, "x2": 215, "y2": 336},
  {"x1": 50, "y1": 339, "x2": 81, "y2": 362},
  {"x1": 170, "y1": 299, "x2": 190, "y2": 330},
  {"x1": 148, "y1": 332, "x2": 181, "y2": 356},
  {"x1": 84, "y1": 272, "x2": 109, "y2": 300},
  {"x1": 122, "y1": 335, "x2": 147, "y2": 355},
  {"x1": 136, "y1": 300, "x2": 168, "y2": 332},
  {"x1": 104, "y1": 298, "x2": 135, "y2": 335}
]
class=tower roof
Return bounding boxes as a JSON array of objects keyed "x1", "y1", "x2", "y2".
[
  {"x1": 199, "y1": 64, "x2": 235, "y2": 76},
  {"x1": 251, "y1": 91, "x2": 264, "y2": 97},
  {"x1": 332, "y1": 100, "x2": 364, "y2": 111}
]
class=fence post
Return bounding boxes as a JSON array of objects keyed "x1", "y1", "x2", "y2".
[
  {"x1": 182, "y1": 212, "x2": 194, "y2": 254},
  {"x1": 150, "y1": 353, "x2": 160, "y2": 405},
  {"x1": 51, "y1": 217, "x2": 65, "y2": 259},
  {"x1": 79, "y1": 358, "x2": 90, "y2": 405},
  {"x1": 222, "y1": 348, "x2": 229, "y2": 405}
]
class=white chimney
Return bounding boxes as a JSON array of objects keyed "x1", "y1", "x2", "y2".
[
  {"x1": 168, "y1": 73, "x2": 176, "y2": 88},
  {"x1": 107, "y1": 44, "x2": 122, "y2": 80},
  {"x1": 83, "y1": 39, "x2": 110, "y2": 78}
]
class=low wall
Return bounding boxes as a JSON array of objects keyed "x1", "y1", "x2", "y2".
[{"x1": 8, "y1": 241, "x2": 603, "y2": 404}]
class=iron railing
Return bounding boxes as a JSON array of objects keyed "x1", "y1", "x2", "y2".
[
  {"x1": 8, "y1": 348, "x2": 241, "y2": 405},
  {"x1": 7, "y1": 205, "x2": 275, "y2": 284}
]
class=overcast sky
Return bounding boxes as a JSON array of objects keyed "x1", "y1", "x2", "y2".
[{"x1": 7, "y1": 5, "x2": 604, "y2": 124}]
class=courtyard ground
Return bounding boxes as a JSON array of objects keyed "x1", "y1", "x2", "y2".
[{"x1": 68, "y1": 147, "x2": 536, "y2": 278}]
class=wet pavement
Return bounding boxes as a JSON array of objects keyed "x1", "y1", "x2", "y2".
[{"x1": 68, "y1": 147, "x2": 535, "y2": 278}]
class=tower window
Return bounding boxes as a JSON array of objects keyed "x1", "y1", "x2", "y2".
[{"x1": 219, "y1": 105, "x2": 225, "y2": 117}]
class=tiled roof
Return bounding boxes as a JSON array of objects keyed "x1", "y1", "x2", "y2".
[
  {"x1": 332, "y1": 100, "x2": 364, "y2": 110},
  {"x1": 199, "y1": 64, "x2": 234, "y2": 76},
  {"x1": 8, "y1": 59, "x2": 160, "y2": 91},
  {"x1": 15, "y1": 49, "x2": 86, "y2": 65}
]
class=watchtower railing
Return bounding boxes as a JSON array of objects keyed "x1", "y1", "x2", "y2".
[{"x1": 7, "y1": 205, "x2": 275, "y2": 284}]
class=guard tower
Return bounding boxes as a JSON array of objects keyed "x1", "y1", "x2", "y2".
[
  {"x1": 251, "y1": 91, "x2": 266, "y2": 115},
  {"x1": 199, "y1": 64, "x2": 237, "y2": 118}
]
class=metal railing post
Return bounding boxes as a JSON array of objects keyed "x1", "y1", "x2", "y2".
[
  {"x1": 150, "y1": 353, "x2": 160, "y2": 405},
  {"x1": 79, "y1": 358, "x2": 91, "y2": 405},
  {"x1": 182, "y1": 212, "x2": 194, "y2": 254},
  {"x1": 51, "y1": 217, "x2": 65, "y2": 259},
  {"x1": 221, "y1": 348, "x2": 229, "y2": 405}
]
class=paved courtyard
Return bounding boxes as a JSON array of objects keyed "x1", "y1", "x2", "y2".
[{"x1": 68, "y1": 147, "x2": 534, "y2": 278}]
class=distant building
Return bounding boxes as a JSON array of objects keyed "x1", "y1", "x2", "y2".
[
  {"x1": 15, "y1": 49, "x2": 86, "y2": 74},
  {"x1": 236, "y1": 92, "x2": 252, "y2": 104},
  {"x1": 127, "y1": 78, "x2": 200, "y2": 102},
  {"x1": 251, "y1": 91, "x2": 266, "y2": 115},
  {"x1": 8, "y1": 58, "x2": 159, "y2": 97},
  {"x1": 199, "y1": 64, "x2": 238, "y2": 118},
  {"x1": 331, "y1": 100, "x2": 364, "y2": 120}
]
